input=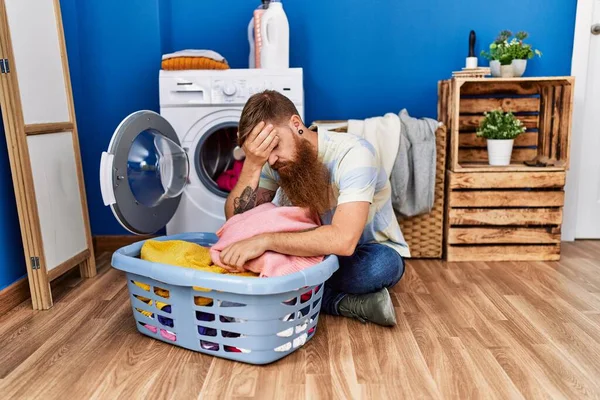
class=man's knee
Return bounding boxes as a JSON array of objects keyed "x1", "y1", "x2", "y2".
[
  {"x1": 344, "y1": 244, "x2": 404, "y2": 289},
  {"x1": 330, "y1": 243, "x2": 405, "y2": 294},
  {"x1": 366, "y1": 245, "x2": 404, "y2": 287}
]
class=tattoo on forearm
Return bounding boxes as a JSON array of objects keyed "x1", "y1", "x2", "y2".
[
  {"x1": 258, "y1": 191, "x2": 275, "y2": 205},
  {"x1": 233, "y1": 186, "x2": 257, "y2": 215}
]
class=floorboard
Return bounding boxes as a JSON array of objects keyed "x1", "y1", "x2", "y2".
[{"x1": 1, "y1": 241, "x2": 600, "y2": 399}]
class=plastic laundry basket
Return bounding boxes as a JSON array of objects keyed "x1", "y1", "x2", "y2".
[{"x1": 111, "y1": 232, "x2": 339, "y2": 365}]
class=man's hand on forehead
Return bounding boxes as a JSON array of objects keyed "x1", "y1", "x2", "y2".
[{"x1": 242, "y1": 121, "x2": 279, "y2": 168}]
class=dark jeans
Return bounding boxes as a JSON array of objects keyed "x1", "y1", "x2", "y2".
[{"x1": 321, "y1": 243, "x2": 405, "y2": 315}]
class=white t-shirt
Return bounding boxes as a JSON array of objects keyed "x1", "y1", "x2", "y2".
[{"x1": 259, "y1": 129, "x2": 410, "y2": 258}]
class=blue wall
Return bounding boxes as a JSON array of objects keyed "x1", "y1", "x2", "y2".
[
  {"x1": 57, "y1": 0, "x2": 577, "y2": 236},
  {"x1": 60, "y1": 0, "x2": 164, "y2": 235},
  {"x1": 0, "y1": 114, "x2": 26, "y2": 291}
]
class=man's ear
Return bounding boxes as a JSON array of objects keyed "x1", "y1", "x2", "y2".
[{"x1": 290, "y1": 115, "x2": 304, "y2": 134}]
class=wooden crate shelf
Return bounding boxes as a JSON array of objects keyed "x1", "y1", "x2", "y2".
[
  {"x1": 438, "y1": 76, "x2": 575, "y2": 172},
  {"x1": 444, "y1": 170, "x2": 565, "y2": 262},
  {"x1": 456, "y1": 163, "x2": 565, "y2": 173},
  {"x1": 438, "y1": 77, "x2": 574, "y2": 262}
]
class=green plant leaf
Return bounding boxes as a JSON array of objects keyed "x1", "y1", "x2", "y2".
[
  {"x1": 476, "y1": 109, "x2": 526, "y2": 140},
  {"x1": 484, "y1": 29, "x2": 541, "y2": 63}
]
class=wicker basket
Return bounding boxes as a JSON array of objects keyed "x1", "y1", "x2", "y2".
[
  {"x1": 309, "y1": 121, "x2": 447, "y2": 258},
  {"x1": 398, "y1": 124, "x2": 447, "y2": 258}
]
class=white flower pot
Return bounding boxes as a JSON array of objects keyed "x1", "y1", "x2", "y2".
[
  {"x1": 512, "y1": 59, "x2": 527, "y2": 77},
  {"x1": 490, "y1": 60, "x2": 501, "y2": 77},
  {"x1": 500, "y1": 64, "x2": 515, "y2": 77},
  {"x1": 486, "y1": 139, "x2": 514, "y2": 166}
]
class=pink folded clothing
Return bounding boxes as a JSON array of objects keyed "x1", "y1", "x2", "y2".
[
  {"x1": 216, "y1": 160, "x2": 243, "y2": 191},
  {"x1": 209, "y1": 203, "x2": 324, "y2": 277}
]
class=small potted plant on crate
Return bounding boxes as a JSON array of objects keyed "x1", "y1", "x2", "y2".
[
  {"x1": 476, "y1": 109, "x2": 526, "y2": 166},
  {"x1": 481, "y1": 30, "x2": 542, "y2": 77}
]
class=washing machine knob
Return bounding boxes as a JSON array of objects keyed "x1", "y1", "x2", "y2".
[{"x1": 223, "y1": 83, "x2": 237, "y2": 96}]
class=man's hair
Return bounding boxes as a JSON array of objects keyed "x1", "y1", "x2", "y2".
[{"x1": 237, "y1": 90, "x2": 301, "y2": 146}]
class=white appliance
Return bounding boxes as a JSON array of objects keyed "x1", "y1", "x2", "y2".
[{"x1": 100, "y1": 68, "x2": 304, "y2": 235}]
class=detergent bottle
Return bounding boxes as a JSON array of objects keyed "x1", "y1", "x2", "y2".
[
  {"x1": 259, "y1": 0, "x2": 289, "y2": 69},
  {"x1": 248, "y1": 0, "x2": 271, "y2": 68}
]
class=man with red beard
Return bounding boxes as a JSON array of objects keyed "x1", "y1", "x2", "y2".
[{"x1": 221, "y1": 90, "x2": 409, "y2": 326}]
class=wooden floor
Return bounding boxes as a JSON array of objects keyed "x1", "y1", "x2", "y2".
[{"x1": 1, "y1": 242, "x2": 600, "y2": 399}]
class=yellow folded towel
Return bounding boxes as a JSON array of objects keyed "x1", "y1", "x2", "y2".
[{"x1": 133, "y1": 239, "x2": 257, "y2": 306}]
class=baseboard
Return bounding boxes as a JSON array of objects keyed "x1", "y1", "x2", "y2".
[
  {"x1": 93, "y1": 235, "x2": 156, "y2": 254},
  {"x1": 0, "y1": 277, "x2": 30, "y2": 316}
]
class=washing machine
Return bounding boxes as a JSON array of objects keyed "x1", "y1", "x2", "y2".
[{"x1": 99, "y1": 68, "x2": 304, "y2": 236}]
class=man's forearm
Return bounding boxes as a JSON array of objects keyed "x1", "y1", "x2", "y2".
[
  {"x1": 224, "y1": 163, "x2": 262, "y2": 219},
  {"x1": 264, "y1": 225, "x2": 356, "y2": 257}
]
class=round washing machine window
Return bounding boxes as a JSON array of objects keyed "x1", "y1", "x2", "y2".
[
  {"x1": 194, "y1": 122, "x2": 242, "y2": 198},
  {"x1": 127, "y1": 129, "x2": 188, "y2": 208}
]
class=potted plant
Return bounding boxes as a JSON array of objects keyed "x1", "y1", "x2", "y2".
[
  {"x1": 481, "y1": 30, "x2": 542, "y2": 77},
  {"x1": 476, "y1": 109, "x2": 526, "y2": 166},
  {"x1": 509, "y1": 31, "x2": 542, "y2": 77},
  {"x1": 481, "y1": 30, "x2": 513, "y2": 77}
]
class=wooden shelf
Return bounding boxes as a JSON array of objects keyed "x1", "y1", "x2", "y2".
[
  {"x1": 456, "y1": 162, "x2": 565, "y2": 173},
  {"x1": 452, "y1": 76, "x2": 573, "y2": 84},
  {"x1": 444, "y1": 171, "x2": 566, "y2": 262},
  {"x1": 438, "y1": 77, "x2": 575, "y2": 172},
  {"x1": 438, "y1": 77, "x2": 574, "y2": 262}
]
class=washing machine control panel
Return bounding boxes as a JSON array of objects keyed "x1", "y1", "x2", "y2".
[
  {"x1": 159, "y1": 69, "x2": 303, "y2": 107},
  {"x1": 212, "y1": 79, "x2": 247, "y2": 103},
  {"x1": 211, "y1": 75, "x2": 302, "y2": 105}
]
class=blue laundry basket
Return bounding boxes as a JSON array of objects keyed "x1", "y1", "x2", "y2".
[{"x1": 111, "y1": 232, "x2": 339, "y2": 364}]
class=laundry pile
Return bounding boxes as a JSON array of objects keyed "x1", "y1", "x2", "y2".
[
  {"x1": 216, "y1": 160, "x2": 244, "y2": 191},
  {"x1": 133, "y1": 238, "x2": 255, "y2": 348},
  {"x1": 133, "y1": 203, "x2": 324, "y2": 352},
  {"x1": 345, "y1": 109, "x2": 440, "y2": 218},
  {"x1": 210, "y1": 202, "x2": 324, "y2": 276},
  {"x1": 140, "y1": 239, "x2": 258, "y2": 278},
  {"x1": 138, "y1": 202, "x2": 323, "y2": 278}
]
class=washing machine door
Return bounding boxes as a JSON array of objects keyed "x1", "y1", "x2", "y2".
[{"x1": 99, "y1": 110, "x2": 189, "y2": 235}]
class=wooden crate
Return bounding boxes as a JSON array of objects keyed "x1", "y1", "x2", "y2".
[
  {"x1": 438, "y1": 77, "x2": 574, "y2": 262},
  {"x1": 439, "y1": 77, "x2": 575, "y2": 172},
  {"x1": 444, "y1": 170, "x2": 565, "y2": 261}
]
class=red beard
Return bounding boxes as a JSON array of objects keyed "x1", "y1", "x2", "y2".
[{"x1": 274, "y1": 138, "x2": 331, "y2": 217}]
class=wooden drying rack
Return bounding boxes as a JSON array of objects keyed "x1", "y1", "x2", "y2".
[{"x1": 0, "y1": 0, "x2": 96, "y2": 310}]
